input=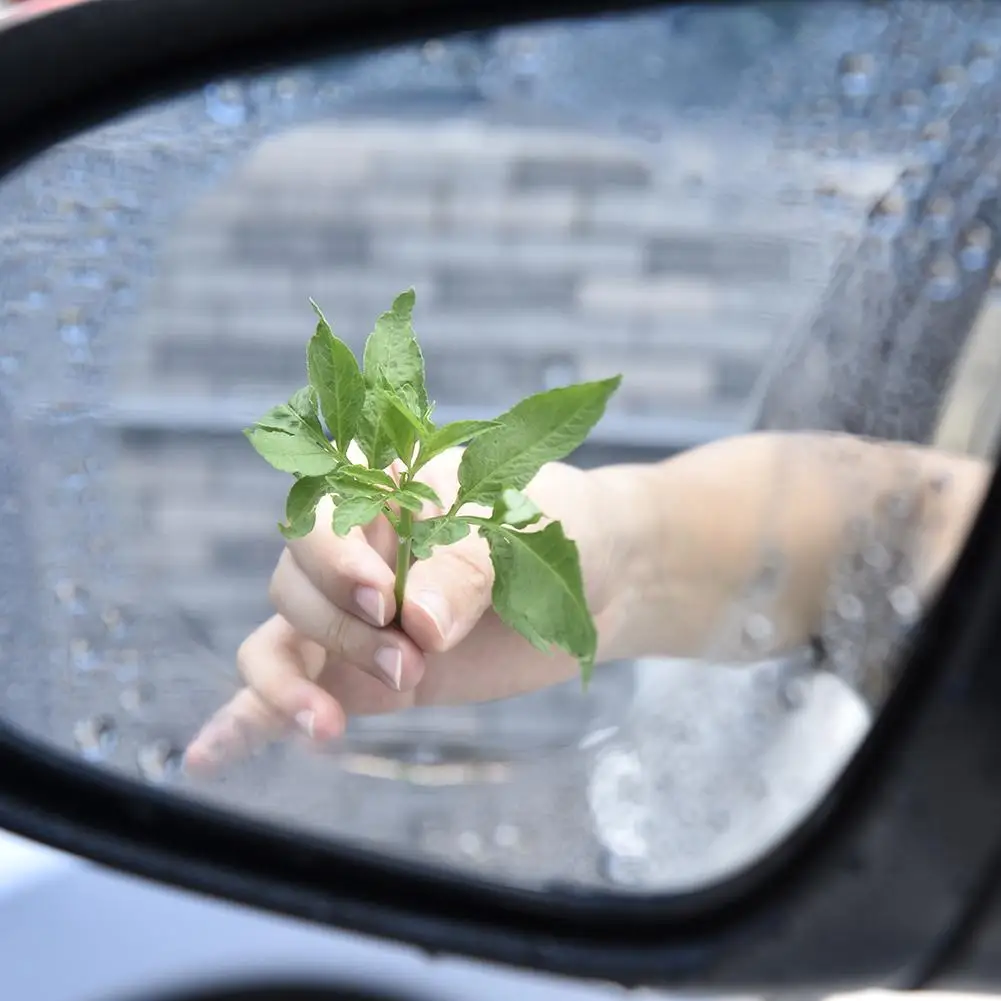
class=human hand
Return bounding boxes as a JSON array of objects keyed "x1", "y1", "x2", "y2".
[{"x1": 185, "y1": 448, "x2": 654, "y2": 774}]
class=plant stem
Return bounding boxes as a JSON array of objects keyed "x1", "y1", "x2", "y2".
[{"x1": 393, "y1": 506, "x2": 413, "y2": 628}]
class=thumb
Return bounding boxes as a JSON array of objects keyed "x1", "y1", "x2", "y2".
[{"x1": 401, "y1": 530, "x2": 494, "y2": 653}]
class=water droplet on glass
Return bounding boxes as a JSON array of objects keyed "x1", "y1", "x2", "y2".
[
  {"x1": 275, "y1": 76, "x2": 299, "y2": 101},
  {"x1": 900, "y1": 164, "x2": 931, "y2": 200},
  {"x1": 920, "y1": 121, "x2": 951, "y2": 163},
  {"x1": 25, "y1": 287, "x2": 49, "y2": 310},
  {"x1": 863, "y1": 541, "x2": 892, "y2": 573},
  {"x1": 69, "y1": 637, "x2": 101, "y2": 673},
  {"x1": 968, "y1": 41, "x2": 998, "y2": 84},
  {"x1": 204, "y1": 81, "x2": 247, "y2": 126},
  {"x1": 101, "y1": 605, "x2": 135, "y2": 641},
  {"x1": 60, "y1": 468, "x2": 89, "y2": 494},
  {"x1": 831, "y1": 646, "x2": 859, "y2": 682},
  {"x1": 836, "y1": 593, "x2": 865, "y2": 622},
  {"x1": 811, "y1": 95, "x2": 840, "y2": 125},
  {"x1": 779, "y1": 671, "x2": 810, "y2": 711},
  {"x1": 137, "y1": 739, "x2": 184, "y2": 784},
  {"x1": 889, "y1": 585, "x2": 920, "y2": 624},
  {"x1": 814, "y1": 182, "x2": 843, "y2": 211},
  {"x1": 73, "y1": 715, "x2": 117, "y2": 762},
  {"x1": 838, "y1": 53, "x2": 875, "y2": 100},
  {"x1": 960, "y1": 223, "x2": 992, "y2": 271},
  {"x1": 69, "y1": 266, "x2": 104, "y2": 290},
  {"x1": 927, "y1": 253, "x2": 961, "y2": 301},
  {"x1": 113, "y1": 650, "x2": 141, "y2": 684},
  {"x1": 119, "y1": 680, "x2": 156, "y2": 716},
  {"x1": 896, "y1": 88, "x2": 926, "y2": 126},
  {"x1": 83, "y1": 235, "x2": 109, "y2": 257},
  {"x1": 458, "y1": 830, "x2": 482, "y2": 858},
  {"x1": 924, "y1": 195, "x2": 956, "y2": 239},
  {"x1": 742, "y1": 612, "x2": 775, "y2": 652},
  {"x1": 54, "y1": 579, "x2": 91, "y2": 614},
  {"x1": 869, "y1": 190, "x2": 907, "y2": 237},
  {"x1": 492, "y1": 823, "x2": 521, "y2": 850},
  {"x1": 931, "y1": 65, "x2": 968, "y2": 107},
  {"x1": 597, "y1": 847, "x2": 648, "y2": 888},
  {"x1": 422, "y1": 39, "x2": 446, "y2": 63}
]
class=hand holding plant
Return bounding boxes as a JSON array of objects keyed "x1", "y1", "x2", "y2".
[{"x1": 245, "y1": 289, "x2": 621, "y2": 683}]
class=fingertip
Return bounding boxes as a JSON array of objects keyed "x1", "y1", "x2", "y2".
[
  {"x1": 402, "y1": 591, "x2": 457, "y2": 653},
  {"x1": 182, "y1": 743, "x2": 213, "y2": 778},
  {"x1": 297, "y1": 693, "x2": 346, "y2": 742}
]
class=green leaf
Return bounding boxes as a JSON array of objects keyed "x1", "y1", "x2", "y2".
[
  {"x1": 362, "y1": 288, "x2": 428, "y2": 410},
  {"x1": 483, "y1": 521, "x2": 597, "y2": 682},
  {"x1": 306, "y1": 300, "x2": 365, "y2": 453},
  {"x1": 356, "y1": 391, "x2": 399, "y2": 471},
  {"x1": 418, "y1": 419, "x2": 500, "y2": 466},
  {"x1": 244, "y1": 422, "x2": 339, "y2": 476},
  {"x1": 376, "y1": 381, "x2": 428, "y2": 434},
  {"x1": 372, "y1": 384, "x2": 422, "y2": 464},
  {"x1": 394, "y1": 483, "x2": 443, "y2": 514},
  {"x1": 255, "y1": 388, "x2": 321, "y2": 436},
  {"x1": 401, "y1": 480, "x2": 444, "y2": 508},
  {"x1": 287, "y1": 386, "x2": 323, "y2": 428},
  {"x1": 331, "y1": 494, "x2": 388, "y2": 537},
  {"x1": 333, "y1": 464, "x2": 397, "y2": 491},
  {"x1": 392, "y1": 489, "x2": 423, "y2": 513},
  {"x1": 279, "y1": 475, "x2": 331, "y2": 540},
  {"x1": 456, "y1": 377, "x2": 622, "y2": 506},
  {"x1": 325, "y1": 470, "x2": 392, "y2": 508},
  {"x1": 411, "y1": 516, "x2": 470, "y2": 560},
  {"x1": 492, "y1": 488, "x2": 542, "y2": 528}
]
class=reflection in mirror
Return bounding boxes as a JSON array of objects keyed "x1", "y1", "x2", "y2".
[{"x1": 0, "y1": 0, "x2": 996, "y2": 892}]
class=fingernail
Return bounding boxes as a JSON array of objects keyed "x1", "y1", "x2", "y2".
[
  {"x1": 294, "y1": 710, "x2": 315, "y2": 740},
  {"x1": 414, "y1": 590, "x2": 452, "y2": 643},
  {"x1": 374, "y1": 646, "x2": 403, "y2": 690},
  {"x1": 355, "y1": 586, "x2": 386, "y2": 627}
]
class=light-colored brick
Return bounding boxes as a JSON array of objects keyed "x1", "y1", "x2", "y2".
[
  {"x1": 121, "y1": 534, "x2": 210, "y2": 573},
  {"x1": 370, "y1": 232, "x2": 642, "y2": 276},
  {"x1": 579, "y1": 276, "x2": 811, "y2": 317},
  {"x1": 152, "y1": 499, "x2": 281, "y2": 543},
  {"x1": 290, "y1": 268, "x2": 436, "y2": 309},
  {"x1": 159, "y1": 263, "x2": 300, "y2": 310},
  {"x1": 440, "y1": 192, "x2": 580, "y2": 233},
  {"x1": 581, "y1": 193, "x2": 715, "y2": 234},
  {"x1": 411, "y1": 310, "x2": 776, "y2": 355},
  {"x1": 111, "y1": 452, "x2": 211, "y2": 494},
  {"x1": 579, "y1": 276, "x2": 716, "y2": 314},
  {"x1": 237, "y1": 127, "x2": 372, "y2": 188},
  {"x1": 579, "y1": 355, "x2": 716, "y2": 402},
  {"x1": 158, "y1": 575, "x2": 271, "y2": 614},
  {"x1": 367, "y1": 149, "x2": 509, "y2": 192}
]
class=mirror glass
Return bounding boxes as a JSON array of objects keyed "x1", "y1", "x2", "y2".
[{"x1": 0, "y1": 0, "x2": 995, "y2": 892}]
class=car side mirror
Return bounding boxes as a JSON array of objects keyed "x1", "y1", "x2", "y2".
[{"x1": 3, "y1": 0, "x2": 1001, "y2": 996}]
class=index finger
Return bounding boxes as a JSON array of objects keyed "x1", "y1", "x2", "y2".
[{"x1": 286, "y1": 495, "x2": 397, "y2": 627}]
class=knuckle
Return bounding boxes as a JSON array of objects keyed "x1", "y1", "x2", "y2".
[
  {"x1": 268, "y1": 549, "x2": 292, "y2": 609},
  {"x1": 235, "y1": 636, "x2": 257, "y2": 682},
  {"x1": 323, "y1": 608, "x2": 355, "y2": 656},
  {"x1": 267, "y1": 571, "x2": 284, "y2": 613},
  {"x1": 448, "y1": 542, "x2": 492, "y2": 594}
]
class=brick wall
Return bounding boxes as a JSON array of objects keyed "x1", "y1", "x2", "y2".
[{"x1": 106, "y1": 115, "x2": 897, "y2": 666}]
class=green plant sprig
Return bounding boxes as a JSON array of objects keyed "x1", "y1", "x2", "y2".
[{"x1": 244, "y1": 288, "x2": 621, "y2": 684}]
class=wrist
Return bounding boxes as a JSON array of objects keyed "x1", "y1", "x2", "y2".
[{"x1": 578, "y1": 461, "x2": 667, "y2": 663}]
